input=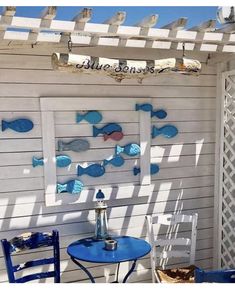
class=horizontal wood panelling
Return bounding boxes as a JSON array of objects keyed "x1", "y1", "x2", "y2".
[{"x1": 0, "y1": 51, "x2": 216, "y2": 282}]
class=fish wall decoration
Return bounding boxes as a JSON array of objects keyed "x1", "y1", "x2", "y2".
[
  {"x1": 76, "y1": 111, "x2": 102, "y2": 124},
  {"x1": 133, "y1": 164, "x2": 160, "y2": 176},
  {"x1": 93, "y1": 123, "x2": 122, "y2": 137},
  {"x1": 32, "y1": 155, "x2": 72, "y2": 168},
  {"x1": 77, "y1": 163, "x2": 105, "y2": 177},
  {"x1": 1, "y1": 119, "x2": 34, "y2": 133},
  {"x1": 57, "y1": 179, "x2": 84, "y2": 194},
  {"x1": 58, "y1": 139, "x2": 90, "y2": 152},
  {"x1": 103, "y1": 155, "x2": 125, "y2": 167},
  {"x1": 103, "y1": 131, "x2": 124, "y2": 141},
  {"x1": 135, "y1": 103, "x2": 153, "y2": 112},
  {"x1": 116, "y1": 143, "x2": 141, "y2": 156},
  {"x1": 152, "y1": 125, "x2": 178, "y2": 139},
  {"x1": 151, "y1": 109, "x2": 167, "y2": 119}
]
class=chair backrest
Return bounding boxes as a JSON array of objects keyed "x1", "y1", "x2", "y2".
[
  {"x1": 1, "y1": 230, "x2": 60, "y2": 283},
  {"x1": 145, "y1": 213, "x2": 198, "y2": 276},
  {"x1": 195, "y1": 268, "x2": 235, "y2": 283}
]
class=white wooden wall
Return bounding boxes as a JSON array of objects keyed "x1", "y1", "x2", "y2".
[{"x1": 0, "y1": 46, "x2": 216, "y2": 283}]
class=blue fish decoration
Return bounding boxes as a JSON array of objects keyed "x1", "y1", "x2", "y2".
[
  {"x1": 135, "y1": 103, "x2": 153, "y2": 112},
  {"x1": 77, "y1": 163, "x2": 105, "y2": 177},
  {"x1": 57, "y1": 179, "x2": 84, "y2": 194},
  {"x1": 151, "y1": 109, "x2": 167, "y2": 119},
  {"x1": 1, "y1": 118, "x2": 34, "y2": 133},
  {"x1": 133, "y1": 164, "x2": 160, "y2": 176},
  {"x1": 152, "y1": 125, "x2": 178, "y2": 139},
  {"x1": 103, "y1": 155, "x2": 125, "y2": 167},
  {"x1": 32, "y1": 155, "x2": 72, "y2": 168},
  {"x1": 115, "y1": 143, "x2": 141, "y2": 156},
  {"x1": 93, "y1": 123, "x2": 122, "y2": 137},
  {"x1": 76, "y1": 111, "x2": 102, "y2": 124},
  {"x1": 58, "y1": 139, "x2": 90, "y2": 152}
]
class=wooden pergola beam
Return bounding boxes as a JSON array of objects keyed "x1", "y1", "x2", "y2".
[
  {"x1": 216, "y1": 23, "x2": 235, "y2": 33},
  {"x1": 161, "y1": 18, "x2": 188, "y2": 30},
  {"x1": 72, "y1": 8, "x2": 92, "y2": 23},
  {"x1": 135, "y1": 14, "x2": 158, "y2": 28},
  {"x1": 2, "y1": 6, "x2": 16, "y2": 17},
  {"x1": 40, "y1": 6, "x2": 57, "y2": 20}
]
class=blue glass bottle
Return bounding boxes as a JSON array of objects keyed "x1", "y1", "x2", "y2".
[{"x1": 94, "y1": 190, "x2": 109, "y2": 240}]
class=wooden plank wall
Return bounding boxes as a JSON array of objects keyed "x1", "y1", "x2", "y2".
[{"x1": 0, "y1": 47, "x2": 216, "y2": 283}]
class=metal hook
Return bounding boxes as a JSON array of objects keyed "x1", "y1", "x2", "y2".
[{"x1": 68, "y1": 34, "x2": 72, "y2": 52}]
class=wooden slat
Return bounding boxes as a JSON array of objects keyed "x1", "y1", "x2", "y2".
[
  {"x1": 72, "y1": 8, "x2": 92, "y2": 23},
  {"x1": 189, "y1": 20, "x2": 216, "y2": 32},
  {"x1": 104, "y1": 11, "x2": 126, "y2": 26},
  {"x1": 40, "y1": 6, "x2": 57, "y2": 20},
  {"x1": 135, "y1": 15, "x2": 158, "y2": 28},
  {"x1": 161, "y1": 18, "x2": 188, "y2": 30},
  {"x1": 2, "y1": 7, "x2": 16, "y2": 17}
]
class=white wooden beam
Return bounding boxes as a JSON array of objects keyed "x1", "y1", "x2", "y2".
[
  {"x1": 189, "y1": 19, "x2": 216, "y2": 32},
  {"x1": 72, "y1": 8, "x2": 92, "y2": 23},
  {"x1": 2, "y1": 6, "x2": 16, "y2": 17},
  {"x1": 104, "y1": 11, "x2": 126, "y2": 26},
  {"x1": 40, "y1": 6, "x2": 57, "y2": 20},
  {"x1": 135, "y1": 14, "x2": 158, "y2": 28},
  {"x1": 216, "y1": 23, "x2": 235, "y2": 33},
  {"x1": 162, "y1": 17, "x2": 188, "y2": 30}
]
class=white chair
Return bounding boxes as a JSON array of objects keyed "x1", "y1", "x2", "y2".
[{"x1": 145, "y1": 213, "x2": 198, "y2": 283}]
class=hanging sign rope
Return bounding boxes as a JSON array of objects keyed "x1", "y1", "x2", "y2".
[{"x1": 51, "y1": 52, "x2": 201, "y2": 83}]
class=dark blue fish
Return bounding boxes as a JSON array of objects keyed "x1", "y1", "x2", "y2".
[
  {"x1": 103, "y1": 155, "x2": 125, "y2": 167},
  {"x1": 93, "y1": 123, "x2": 122, "y2": 137},
  {"x1": 151, "y1": 109, "x2": 167, "y2": 119},
  {"x1": 116, "y1": 143, "x2": 140, "y2": 156},
  {"x1": 76, "y1": 111, "x2": 102, "y2": 124},
  {"x1": 135, "y1": 103, "x2": 153, "y2": 112},
  {"x1": 1, "y1": 118, "x2": 34, "y2": 133},
  {"x1": 32, "y1": 155, "x2": 72, "y2": 168},
  {"x1": 152, "y1": 125, "x2": 178, "y2": 139},
  {"x1": 57, "y1": 180, "x2": 84, "y2": 194},
  {"x1": 133, "y1": 164, "x2": 160, "y2": 176},
  {"x1": 58, "y1": 139, "x2": 90, "y2": 152},
  {"x1": 77, "y1": 163, "x2": 105, "y2": 177}
]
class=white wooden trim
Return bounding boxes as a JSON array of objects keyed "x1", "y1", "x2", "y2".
[
  {"x1": 40, "y1": 109, "x2": 57, "y2": 207},
  {"x1": 139, "y1": 106, "x2": 151, "y2": 185}
]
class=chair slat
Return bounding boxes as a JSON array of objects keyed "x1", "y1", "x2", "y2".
[
  {"x1": 152, "y1": 214, "x2": 194, "y2": 225},
  {"x1": 13, "y1": 257, "x2": 55, "y2": 272},
  {"x1": 155, "y1": 250, "x2": 190, "y2": 259},
  {"x1": 154, "y1": 238, "x2": 191, "y2": 247},
  {"x1": 15, "y1": 271, "x2": 55, "y2": 283}
]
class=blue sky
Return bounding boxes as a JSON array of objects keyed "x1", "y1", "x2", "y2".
[{"x1": 0, "y1": 6, "x2": 222, "y2": 28}]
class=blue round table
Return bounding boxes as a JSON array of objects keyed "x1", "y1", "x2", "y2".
[{"x1": 67, "y1": 236, "x2": 151, "y2": 283}]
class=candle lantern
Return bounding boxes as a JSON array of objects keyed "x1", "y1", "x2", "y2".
[{"x1": 94, "y1": 189, "x2": 109, "y2": 240}]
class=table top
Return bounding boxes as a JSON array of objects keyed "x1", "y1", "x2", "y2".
[{"x1": 67, "y1": 236, "x2": 151, "y2": 264}]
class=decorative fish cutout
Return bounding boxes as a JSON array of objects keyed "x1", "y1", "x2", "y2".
[
  {"x1": 135, "y1": 103, "x2": 153, "y2": 112},
  {"x1": 76, "y1": 111, "x2": 102, "y2": 124},
  {"x1": 151, "y1": 109, "x2": 167, "y2": 119},
  {"x1": 104, "y1": 131, "x2": 124, "y2": 141},
  {"x1": 1, "y1": 119, "x2": 34, "y2": 133},
  {"x1": 93, "y1": 123, "x2": 122, "y2": 137},
  {"x1": 133, "y1": 164, "x2": 160, "y2": 176},
  {"x1": 115, "y1": 143, "x2": 140, "y2": 156},
  {"x1": 58, "y1": 139, "x2": 90, "y2": 152},
  {"x1": 77, "y1": 163, "x2": 105, "y2": 177},
  {"x1": 57, "y1": 180, "x2": 84, "y2": 194},
  {"x1": 152, "y1": 125, "x2": 178, "y2": 139},
  {"x1": 103, "y1": 155, "x2": 125, "y2": 167},
  {"x1": 32, "y1": 155, "x2": 72, "y2": 168}
]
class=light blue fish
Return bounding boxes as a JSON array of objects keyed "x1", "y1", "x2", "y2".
[
  {"x1": 151, "y1": 109, "x2": 167, "y2": 119},
  {"x1": 93, "y1": 123, "x2": 122, "y2": 137},
  {"x1": 152, "y1": 125, "x2": 178, "y2": 139},
  {"x1": 103, "y1": 155, "x2": 125, "y2": 167},
  {"x1": 135, "y1": 103, "x2": 153, "y2": 112},
  {"x1": 77, "y1": 163, "x2": 105, "y2": 177},
  {"x1": 76, "y1": 111, "x2": 102, "y2": 124},
  {"x1": 57, "y1": 180, "x2": 84, "y2": 194},
  {"x1": 115, "y1": 143, "x2": 140, "y2": 156},
  {"x1": 133, "y1": 164, "x2": 160, "y2": 176},
  {"x1": 1, "y1": 118, "x2": 34, "y2": 133},
  {"x1": 58, "y1": 139, "x2": 89, "y2": 152},
  {"x1": 32, "y1": 155, "x2": 72, "y2": 168}
]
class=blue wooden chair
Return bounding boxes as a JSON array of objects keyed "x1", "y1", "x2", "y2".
[
  {"x1": 195, "y1": 268, "x2": 235, "y2": 283},
  {"x1": 1, "y1": 230, "x2": 60, "y2": 283}
]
